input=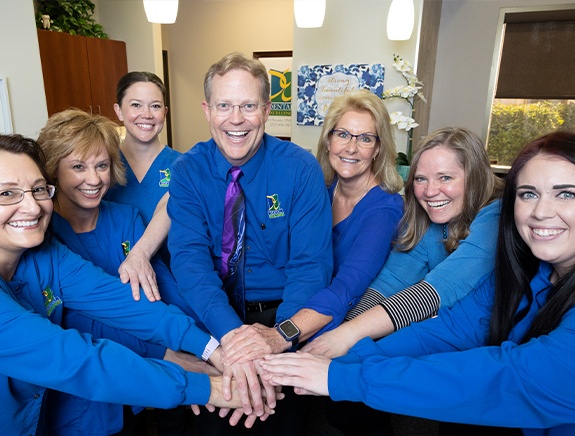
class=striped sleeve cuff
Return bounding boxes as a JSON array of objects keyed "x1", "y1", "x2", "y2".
[
  {"x1": 345, "y1": 287, "x2": 386, "y2": 321},
  {"x1": 379, "y1": 281, "x2": 440, "y2": 331}
]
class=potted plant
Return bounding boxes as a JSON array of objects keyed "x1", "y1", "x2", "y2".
[
  {"x1": 382, "y1": 54, "x2": 425, "y2": 180},
  {"x1": 36, "y1": 0, "x2": 108, "y2": 38}
]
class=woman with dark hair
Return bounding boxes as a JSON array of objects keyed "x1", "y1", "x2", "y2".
[
  {"x1": 108, "y1": 71, "x2": 180, "y2": 300},
  {"x1": 0, "y1": 133, "x2": 245, "y2": 435},
  {"x1": 305, "y1": 127, "x2": 503, "y2": 358},
  {"x1": 262, "y1": 131, "x2": 575, "y2": 434}
]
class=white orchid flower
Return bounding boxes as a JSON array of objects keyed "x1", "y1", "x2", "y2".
[{"x1": 389, "y1": 112, "x2": 419, "y2": 131}]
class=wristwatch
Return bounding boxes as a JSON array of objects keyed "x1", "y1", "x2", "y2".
[{"x1": 275, "y1": 319, "x2": 300, "y2": 347}]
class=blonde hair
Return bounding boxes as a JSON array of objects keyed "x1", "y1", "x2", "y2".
[
  {"x1": 204, "y1": 52, "x2": 270, "y2": 104},
  {"x1": 398, "y1": 127, "x2": 503, "y2": 252},
  {"x1": 37, "y1": 109, "x2": 126, "y2": 187},
  {"x1": 316, "y1": 89, "x2": 403, "y2": 193}
]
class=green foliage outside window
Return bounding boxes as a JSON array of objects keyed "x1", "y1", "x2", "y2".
[
  {"x1": 36, "y1": 0, "x2": 108, "y2": 39},
  {"x1": 487, "y1": 100, "x2": 575, "y2": 166}
]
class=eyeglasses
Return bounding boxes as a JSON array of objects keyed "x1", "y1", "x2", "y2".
[
  {"x1": 0, "y1": 185, "x2": 56, "y2": 206},
  {"x1": 329, "y1": 129, "x2": 379, "y2": 148},
  {"x1": 208, "y1": 102, "x2": 267, "y2": 116}
]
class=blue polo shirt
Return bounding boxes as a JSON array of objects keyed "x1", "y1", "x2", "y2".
[{"x1": 167, "y1": 134, "x2": 333, "y2": 340}]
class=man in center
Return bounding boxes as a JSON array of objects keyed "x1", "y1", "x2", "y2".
[{"x1": 167, "y1": 52, "x2": 332, "y2": 433}]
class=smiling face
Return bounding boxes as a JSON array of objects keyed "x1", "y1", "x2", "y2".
[
  {"x1": 413, "y1": 146, "x2": 466, "y2": 224},
  {"x1": 114, "y1": 81, "x2": 167, "y2": 145},
  {"x1": 202, "y1": 69, "x2": 271, "y2": 166},
  {"x1": 328, "y1": 110, "x2": 379, "y2": 186},
  {"x1": 55, "y1": 145, "x2": 111, "y2": 217},
  {"x1": 0, "y1": 150, "x2": 52, "y2": 262},
  {"x1": 514, "y1": 154, "x2": 575, "y2": 279}
]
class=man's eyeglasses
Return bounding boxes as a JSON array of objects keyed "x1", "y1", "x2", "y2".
[
  {"x1": 208, "y1": 103, "x2": 267, "y2": 116},
  {"x1": 329, "y1": 129, "x2": 379, "y2": 148},
  {"x1": 0, "y1": 185, "x2": 56, "y2": 206}
]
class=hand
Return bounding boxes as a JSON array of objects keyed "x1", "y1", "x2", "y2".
[
  {"x1": 260, "y1": 351, "x2": 331, "y2": 396},
  {"x1": 300, "y1": 326, "x2": 354, "y2": 358},
  {"x1": 215, "y1": 405, "x2": 273, "y2": 428},
  {"x1": 118, "y1": 248, "x2": 160, "y2": 302},
  {"x1": 164, "y1": 349, "x2": 221, "y2": 375},
  {"x1": 208, "y1": 347, "x2": 225, "y2": 373},
  {"x1": 221, "y1": 360, "x2": 277, "y2": 416},
  {"x1": 221, "y1": 324, "x2": 290, "y2": 365}
]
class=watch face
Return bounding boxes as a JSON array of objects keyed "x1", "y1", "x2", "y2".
[{"x1": 280, "y1": 320, "x2": 299, "y2": 338}]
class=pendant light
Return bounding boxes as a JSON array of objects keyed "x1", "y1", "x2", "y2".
[
  {"x1": 294, "y1": 0, "x2": 326, "y2": 28},
  {"x1": 143, "y1": 0, "x2": 179, "y2": 24},
  {"x1": 387, "y1": 0, "x2": 415, "y2": 41}
]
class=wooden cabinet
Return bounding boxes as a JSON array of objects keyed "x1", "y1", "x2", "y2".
[{"x1": 37, "y1": 29, "x2": 128, "y2": 122}]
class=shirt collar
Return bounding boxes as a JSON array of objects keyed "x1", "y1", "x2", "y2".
[{"x1": 213, "y1": 134, "x2": 268, "y2": 183}]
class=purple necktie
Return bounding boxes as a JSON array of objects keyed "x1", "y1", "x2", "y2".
[{"x1": 221, "y1": 166, "x2": 246, "y2": 320}]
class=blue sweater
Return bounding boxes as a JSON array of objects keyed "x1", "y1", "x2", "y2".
[
  {"x1": 0, "y1": 241, "x2": 211, "y2": 435},
  {"x1": 168, "y1": 134, "x2": 333, "y2": 340},
  {"x1": 330, "y1": 262, "x2": 575, "y2": 434},
  {"x1": 305, "y1": 183, "x2": 403, "y2": 335},
  {"x1": 369, "y1": 200, "x2": 500, "y2": 307}
]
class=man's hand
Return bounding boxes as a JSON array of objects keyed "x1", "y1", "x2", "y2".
[
  {"x1": 221, "y1": 324, "x2": 291, "y2": 365},
  {"x1": 260, "y1": 351, "x2": 330, "y2": 396},
  {"x1": 300, "y1": 326, "x2": 355, "y2": 358},
  {"x1": 118, "y1": 248, "x2": 160, "y2": 302},
  {"x1": 221, "y1": 360, "x2": 277, "y2": 416},
  {"x1": 164, "y1": 349, "x2": 221, "y2": 375}
]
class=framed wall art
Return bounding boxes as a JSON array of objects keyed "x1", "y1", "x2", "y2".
[{"x1": 254, "y1": 51, "x2": 293, "y2": 140}]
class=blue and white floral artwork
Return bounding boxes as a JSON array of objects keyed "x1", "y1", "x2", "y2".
[{"x1": 297, "y1": 63, "x2": 385, "y2": 126}]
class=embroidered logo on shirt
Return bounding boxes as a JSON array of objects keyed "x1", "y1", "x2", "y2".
[
  {"x1": 122, "y1": 241, "x2": 131, "y2": 257},
  {"x1": 266, "y1": 194, "x2": 285, "y2": 219},
  {"x1": 159, "y1": 168, "x2": 171, "y2": 188},
  {"x1": 42, "y1": 286, "x2": 62, "y2": 317}
]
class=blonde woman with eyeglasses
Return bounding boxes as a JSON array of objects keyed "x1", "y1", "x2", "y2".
[{"x1": 224, "y1": 89, "x2": 404, "y2": 358}]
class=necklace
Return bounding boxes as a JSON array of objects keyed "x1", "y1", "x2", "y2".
[
  {"x1": 443, "y1": 223, "x2": 448, "y2": 240},
  {"x1": 333, "y1": 175, "x2": 374, "y2": 205}
]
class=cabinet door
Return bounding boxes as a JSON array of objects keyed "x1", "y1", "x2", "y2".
[
  {"x1": 37, "y1": 29, "x2": 93, "y2": 116},
  {"x1": 86, "y1": 37, "x2": 128, "y2": 121}
]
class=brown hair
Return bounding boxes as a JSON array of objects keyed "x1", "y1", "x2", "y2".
[{"x1": 116, "y1": 71, "x2": 167, "y2": 105}]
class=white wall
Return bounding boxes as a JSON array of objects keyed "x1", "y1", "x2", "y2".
[
  {"x1": 429, "y1": 0, "x2": 575, "y2": 142},
  {"x1": 292, "y1": 0, "x2": 422, "y2": 155},
  {"x1": 0, "y1": 0, "x2": 47, "y2": 138},
  {"x1": 164, "y1": 0, "x2": 294, "y2": 152}
]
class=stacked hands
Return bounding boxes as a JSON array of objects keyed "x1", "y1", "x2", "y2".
[
  {"x1": 121, "y1": 254, "x2": 350, "y2": 428},
  {"x1": 181, "y1": 323, "x2": 342, "y2": 428}
]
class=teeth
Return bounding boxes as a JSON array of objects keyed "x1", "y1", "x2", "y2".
[
  {"x1": 227, "y1": 131, "x2": 248, "y2": 137},
  {"x1": 341, "y1": 158, "x2": 358, "y2": 163},
  {"x1": 137, "y1": 124, "x2": 153, "y2": 129},
  {"x1": 533, "y1": 228, "x2": 564, "y2": 237},
  {"x1": 80, "y1": 189, "x2": 99, "y2": 195},
  {"x1": 428, "y1": 200, "x2": 449, "y2": 208},
  {"x1": 9, "y1": 219, "x2": 39, "y2": 228}
]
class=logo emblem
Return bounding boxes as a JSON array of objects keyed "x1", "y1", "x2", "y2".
[
  {"x1": 159, "y1": 168, "x2": 171, "y2": 188},
  {"x1": 122, "y1": 241, "x2": 131, "y2": 257},
  {"x1": 42, "y1": 285, "x2": 62, "y2": 316},
  {"x1": 266, "y1": 194, "x2": 285, "y2": 219}
]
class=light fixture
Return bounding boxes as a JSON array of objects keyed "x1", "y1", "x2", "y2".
[
  {"x1": 143, "y1": 0, "x2": 179, "y2": 24},
  {"x1": 386, "y1": 0, "x2": 415, "y2": 41},
  {"x1": 294, "y1": 0, "x2": 326, "y2": 28}
]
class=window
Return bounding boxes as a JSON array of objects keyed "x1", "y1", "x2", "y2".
[{"x1": 486, "y1": 7, "x2": 575, "y2": 167}]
